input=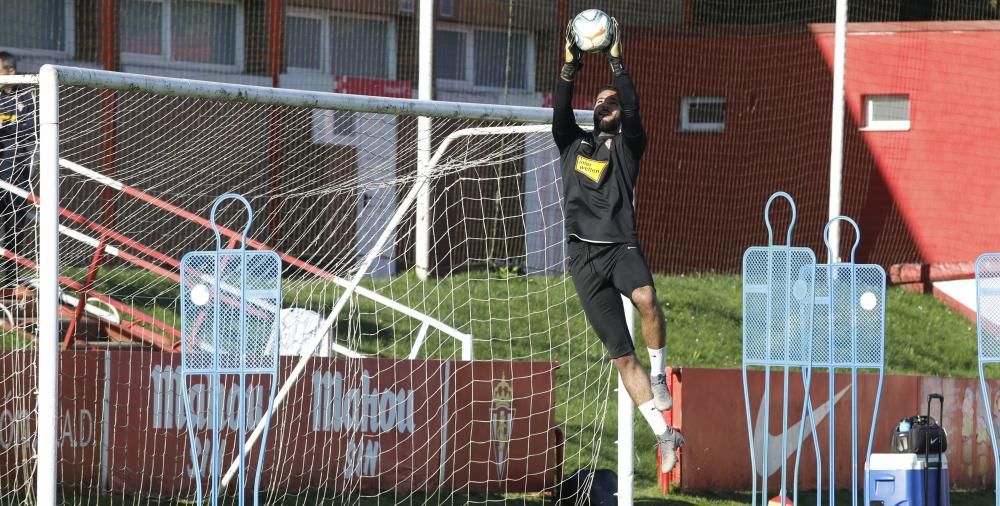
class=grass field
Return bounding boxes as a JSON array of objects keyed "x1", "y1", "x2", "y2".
[
  {"x1": 44, "y1": 487, "x2": 998, "y2": 505},
  {"x1": 76, "y1": 268, "x2": 980, "y2": 376},
  {"x1": 17, "y1": 268, "x2": 989, "y2": 504}
]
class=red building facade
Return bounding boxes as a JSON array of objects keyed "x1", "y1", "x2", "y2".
[{"x1": 604, "y1": 21, "x2": 1000, "y2": 272}]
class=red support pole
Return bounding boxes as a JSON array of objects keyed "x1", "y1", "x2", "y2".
[
  {"x1": 100, "y1": 0, "x2": 119, "y2": 72},
  {"x1": 18, "y1": 184, "x2": 182, "y2": 273},
  {"x1": 100, "y1": 0, "x2": 120, "y2": 229},
  {"x1": 268, "y1": 0, "x2": 282, "y2": 89},
  {"x1": 267, "y1": 0, "x2": 286, "y2": 248},
  {"x1": 62, "y1": 235, "x2": 108, "y2": 350},
  {"x1": 0, "y1": 244, "x2": 178, "y2": 350},
  {"x1": 659, "y1": 367, "x2": 684, "y2": 493}
]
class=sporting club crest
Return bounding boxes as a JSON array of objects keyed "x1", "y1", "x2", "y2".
[{"x1": 490, "y1": 375, "x2": 514, "y2": 480}]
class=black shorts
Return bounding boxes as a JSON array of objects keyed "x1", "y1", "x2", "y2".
[{"x1": 567, "y1": 239, "x2": 656, "y2": 359}]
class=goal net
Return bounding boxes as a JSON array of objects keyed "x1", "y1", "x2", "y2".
[{"x1": 0, "y1": 68, "x2": 621, "y2": 504}]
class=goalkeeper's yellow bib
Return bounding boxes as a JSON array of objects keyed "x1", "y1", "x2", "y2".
[{"x1": 574, "y1": 155, "x2": 608, "y2": 183}]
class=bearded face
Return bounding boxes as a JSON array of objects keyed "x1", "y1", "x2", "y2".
[{"x1": 593, "y1": 91, "x2": 621, "y2": 134}]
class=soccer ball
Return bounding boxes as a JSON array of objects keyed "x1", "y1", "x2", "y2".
[{"x1": 571, "y1": 9, "x2": 614, "y2": 53}]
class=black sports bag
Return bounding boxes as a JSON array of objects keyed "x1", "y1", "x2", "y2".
[{"x1": 891, "y1": 393, "x2": 947, "y2": 454}]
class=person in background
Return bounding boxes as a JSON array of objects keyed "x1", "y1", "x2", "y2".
[{"x1": 0, "y1": 51, "x2": 36, "y2": 289}]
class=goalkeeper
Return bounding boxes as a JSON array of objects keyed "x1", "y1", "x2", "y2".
[{"x1": 552, "y1": 18, "x2": 685, "y2": 473}]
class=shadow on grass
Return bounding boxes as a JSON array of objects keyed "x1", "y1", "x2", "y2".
[
  {"x1": 636, "y1": 490, "x2": 752, "y2": 505},
  {"x1": 40, "y1": 487, "x2": 999, "y2": 506}
]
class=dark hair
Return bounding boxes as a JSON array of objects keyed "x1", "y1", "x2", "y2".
[
  {"x1": 0, "y1": 51, "x2": 15, "y2": 71},
  {"x1": 598, "y1": 84, "x2": 618, "y2": 94}
]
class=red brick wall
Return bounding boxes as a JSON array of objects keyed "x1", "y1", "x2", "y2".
[
  {"x1": 835, "y1": 23, "x2": 1000, "y2": 267},
  {"x1": 606, "y1": 22, "x2": 1000, "y2": 272}
]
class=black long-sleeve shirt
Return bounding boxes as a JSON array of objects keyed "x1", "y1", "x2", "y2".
[
  {"x1": 552, "y1": 73, "x2": 646, "y2": 244},
  {"x1": 0, "y1": 87, "x2": 36, "y2": 186}
]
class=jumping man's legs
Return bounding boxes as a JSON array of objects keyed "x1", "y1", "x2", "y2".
[
  {"x1": 568, "y1": 240, "x2": 684, "y2": 472},
  {"x1": 630, "y1": 285, "x2": 672, "y2": 410}
]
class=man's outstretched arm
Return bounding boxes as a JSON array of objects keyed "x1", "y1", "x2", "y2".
[
  {"x1": 606, "y1": 19, "x2": 646, "y2": 161},
  {"x1": 553, "y1": 21, "x2": 586, "y2": 153}
]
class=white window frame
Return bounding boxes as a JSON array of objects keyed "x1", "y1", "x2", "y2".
[
  {"x1": 862, "y1": 94, "x2": 910, "y2": 132},
  {"x1": 680, "y1": 96, "x2": 726, "y2": 133},
  {"x1": 432, "y1": 25, "x2": 471, "y2": 88},
  {"x1": 284, "y1": 8, "x2": 328, "y2": 75},
  {"x1": 121, "y1": 0, "x2": 246, "y2": 73},
  {"x1": 0, "y1": 0, "x2": 75, "y2": 59},
  {"x1": 434, "y1": 23, "x2": 536, "y2": 93},
  {"x1": 285, "y1": 9, "x2": 397, "y2": 80}
]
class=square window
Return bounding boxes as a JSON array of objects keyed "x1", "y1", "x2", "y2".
[
  {"x1": 121, "y1": 0, "x2": 163, "y2": 55},
  {"x1": 434, "y1": 30, "x2": 466, "y2": 81},
  {"x1": 434, "y1": 26, "x2": 533, "y2": 92},
  {"x1": 284, "y1": 12, "x2": 396, "y2": 81},
  {"x1": 473, "y1": 31, "x2": 528, "y2": 89},
  {"x1": 399, "y1": 0, "x2": 414, "y2": 13},
  {"x1": 0, "y1": 0, "x2": 67, "y2": 52},
  {"x1": 331, "y1": 17, "x2": 390, "y2": 79},
  {"x1": 285, "y1": 15, "x2": 323, "y2": 70},
  {"x1": 172, "y1": 0, "x2": 238, "y2": 65},
  {"x1": 121, "y1": 0, "x2": 241, "y2": 68},
  {"x1": 680, "y1": 97, "x2": 725, "y2": 132},
  {"x1": 863, "y1": 94, "x2": 910, "y2": 131}
]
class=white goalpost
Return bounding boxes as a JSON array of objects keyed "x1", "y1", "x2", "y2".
[
  {"x1": 10, "y1": 65, "x2": 645, "y2": 505},
  {"x1": 38, "y1": 66, "x2": 60, "y2": 506}
]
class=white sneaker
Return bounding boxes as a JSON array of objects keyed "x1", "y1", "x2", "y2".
[
  {"x1": 651, "y1": 374, "x2": 673, "y2": 411},
  {"x1": 656, "y1": 427, "x2": 685, "y2": 473}
]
